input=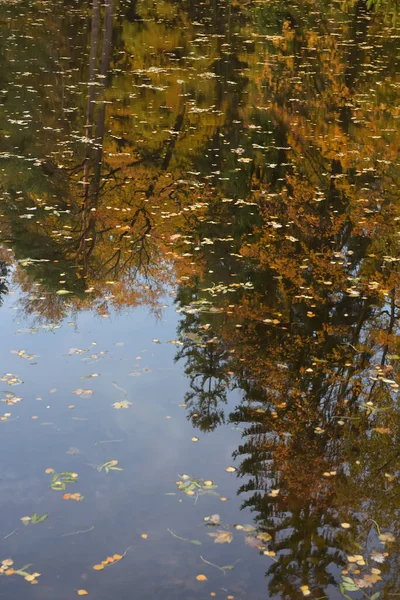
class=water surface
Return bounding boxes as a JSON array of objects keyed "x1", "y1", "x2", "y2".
[{"x1": 1, "y1": 0, "x2": 400, "y2": 598}]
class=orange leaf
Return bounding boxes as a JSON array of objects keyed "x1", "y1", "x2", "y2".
[
  {"x1": 45, "y1": 468, "x2": 54, "y2": 474},
  {"x1": 113, "y1": 554, "x2": 123, "y2": 561},
  {"x1": 196, "y1": 574, "x2": 208, "y2": 581},
  {"x1": 93, "y1": 564, "x2": 104, "y2": 571},
  {"x1": 77, "y1": 590, "x2": 88, "y2": 596},
  {"x1": 63, "y1": 493, "x2": 71, "y2": 500}
]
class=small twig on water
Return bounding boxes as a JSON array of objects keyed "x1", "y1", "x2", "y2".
[
  {"x1": 167, "y1": 528, "x2": 188, "y2": 542},
  {"x1": 3, "y1": 529, "x2": 18, "y2": 540},
  {"x1": 103, "y1": 546, "x2": 131, "y2": 567},
  {"x1": 200, "y1": 555, "x2": 240, "y2": 574},
  {"x1": 369, "y1": 518, "x2": 381, "y2": 536},
  {"x1": 62, "y1": 526, "x2": 95, "y2": 537}
]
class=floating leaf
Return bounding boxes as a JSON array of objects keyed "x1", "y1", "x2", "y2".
[
  {"x1": 1, "y1": 559, "x2": 13, "y2": 567},
  {"x1": 257, "y1": 532, "x2": 272, "y2": 542},
  {"x1": 77, "y1": 590, "x2": 88, "y2": 596},
  {"x1": 379, "y1": 531, "x2": 395, "y2": 543},
  {"x1": 245, "y1": 535, "x2": 264, "y2": 549},
  {"x1": 354, "y1": 573, "x2": 382, "y2": 588},
  {"x1": 97, "y1": 460, "x2": 123, "y2": 473},
  {"x1": 73, "y1": 389, "x2": 93, "y2": 398},
  {"x1": 1, "y1": 374, "x2": 23, "y2": 386},
  {"x1": 341, "y1": 576, "x2": 360, "y2": 591},
  {"x1": 196, "y1": 574, "x2": 208, "y2": 581},
  {"x1": 204, "y1": 514, "x2": 220, "y2": 524},
  {"x1": 113, "y1": 401, "x2": 132, "y2": 409},
  {"x1": 31, "y1": 513, "x2": 48, "y2": 524},
  {"x1": 208, "y1": 530, "x2": 233, "y2": 544},
  {"x1": 371, "y1": 550, "x2": 385, "y2": 563}
]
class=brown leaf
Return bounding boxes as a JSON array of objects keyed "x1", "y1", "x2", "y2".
[{"x1": 245, "y1": 535, "x2": 264, "y2": 549}]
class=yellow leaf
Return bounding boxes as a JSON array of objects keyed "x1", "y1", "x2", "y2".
[
  {"x1": 24, "y1": 575, "x2": 36, "y2": 582},
  {"x1": 141, "y1": 533, "x2": 148, "y2": 539},
  {"x1": 203, "y1": 480, "x2": 213, "y2": 486},
  {"x1": 219, "y1": 497, "x2": 227, "y2": 502},
  {"x1": 191, "y1": 437, "x2": 199, "y2": 442},
  {"x1": 257, "y1": 532, "x2": 272, "y2": 542},
  {"x1": 1, "y1": 560, "x2": 13, "y2": 567},
  {"x1": 196, "y1": 574, "x2": 208, "y2": 581},
  {"x1": 226, "y1": 466, "x2": 236, "y2": 473},
  {"x1": 341, "y1": 523, "x2": 351, "y2": 529},
  {"x1": 208, "y1": 530, "x2": 233, "y2": 544},
  {"x1": 93, "y1": 564, "x2": 104, "y2": 571},
  {"x1": 113, "y1": 554, "x2": 123, "y2": 561},
  {"x1": 77, "y1": 590, "x2": 88, "y2": 596},
  {"x1": 45, "y1": 468, "x2": 54, "y2": 474}
]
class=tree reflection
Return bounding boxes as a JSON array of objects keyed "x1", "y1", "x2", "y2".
[{"x1": 1, "y1": 0, "x2": 400, "y2": 596}]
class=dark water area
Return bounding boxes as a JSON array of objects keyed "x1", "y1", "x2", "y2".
[{"x1": 0, "y1": 0, "x2": 400, "y2": 598}]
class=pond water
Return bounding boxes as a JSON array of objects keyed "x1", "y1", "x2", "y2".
[{"x1": 1, "y1": 0, "x2": 400, "y2": 598}]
